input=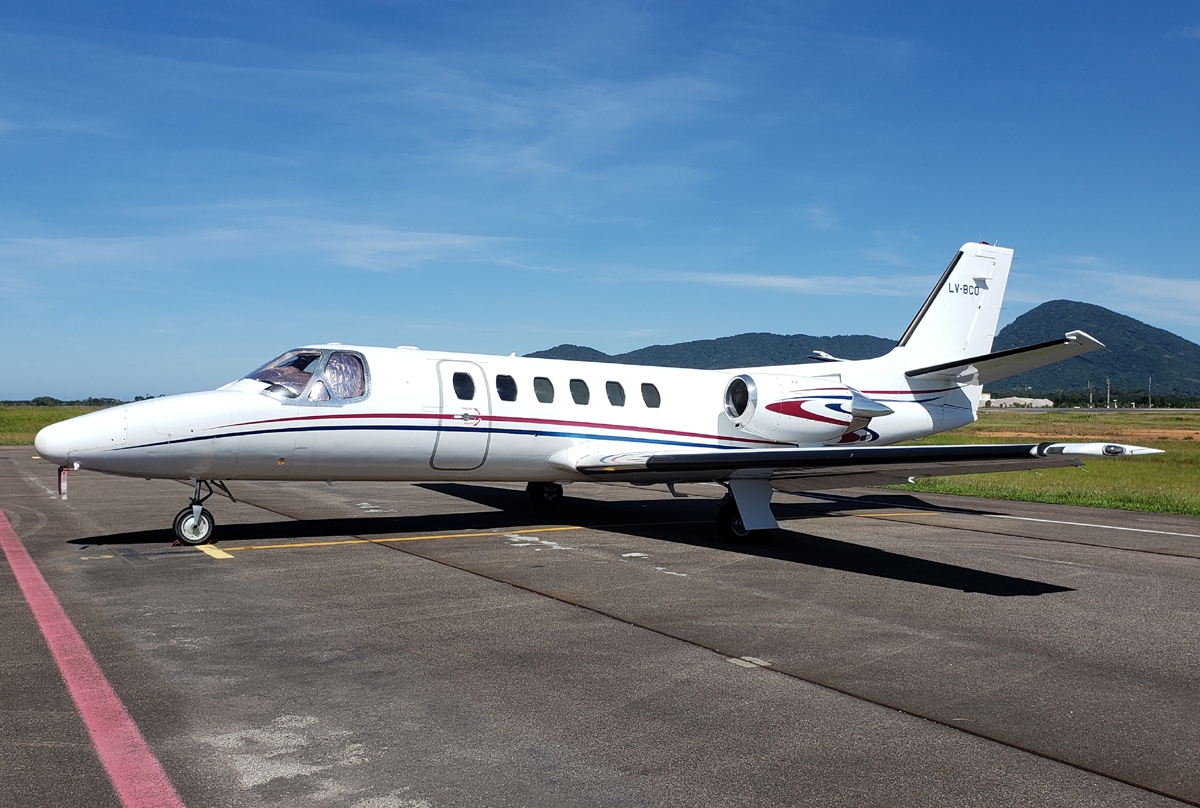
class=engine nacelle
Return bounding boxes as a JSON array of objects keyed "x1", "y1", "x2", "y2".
[{"x1": 723, "y1": 373, "x2": 893, "y2": 445}]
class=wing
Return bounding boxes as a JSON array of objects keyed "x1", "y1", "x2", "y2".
[
  {"x1": 905, "y1": 330, "x2": 1103, "y2": 385},
  {"x1": 569, "y1": 442, "x2": 1160, "y2": 492}
]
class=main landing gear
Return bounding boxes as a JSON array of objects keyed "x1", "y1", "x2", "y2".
[
  {"x1": 716, "y1": 495, "x2": 771, "y2": 543},
  {"x1": 527, "y1": 481, "x2": 564, "y2": 509},
  {"x1": 172, "y1": 478, "x2": 235, "y2": 545}
]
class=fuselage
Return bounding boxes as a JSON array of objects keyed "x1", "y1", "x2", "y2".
[{"x1": 34, "y1": 344, "x2": 977, "y2": 483}]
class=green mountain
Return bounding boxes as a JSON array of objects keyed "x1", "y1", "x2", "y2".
[
  {"x1": 526, "y1": 332, "x2": 895, "y2": 369},
  {"x1": 989, "y1": 300, "x2": 1200, "y2": 396},
  {"x1": 528, "y1": 301, "x2": 1200, "y2": 397}
]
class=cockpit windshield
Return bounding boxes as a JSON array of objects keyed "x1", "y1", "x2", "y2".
[
  {"x1": 248, "y1": 351, "x2": 323, "y2": 398},
  {"x1": 246, "y1": 350, "x2": 369, "y2": 402}
]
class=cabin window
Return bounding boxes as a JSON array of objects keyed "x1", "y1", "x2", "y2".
[
  {"x1": 452, "y1": 372, "x2": 476, "y2": 400},
  {"x1": 247, "y1": 350, "x2": 323, "y2": 398},
  {"x1": 641, "y1": 383, "x2": 661, "y2": 408},
  {"x1": 324, "y1": 352, "x2": 366, "y2": 399},
  {"x1": 534, "y1": 377, "x2": 555, "y2": 403},
  {"x1": 606, "y1": 381, "x2": 626, "y2": 406},
  {"x1": 570, "y1": 379, "x2": 590, "y2": 405},
  {"x1": 496, "y1": 374, "x2": 518, "y2": 402}
]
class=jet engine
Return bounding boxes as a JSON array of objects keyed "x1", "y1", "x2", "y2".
[{"x1": 723, "y1": 373, "x2": 893, "y2": 445}]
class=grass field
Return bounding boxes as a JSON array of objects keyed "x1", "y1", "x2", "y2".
[
  {"x1": 5, "y1": 406, "x2": 1198, "y2": 515},
  {"x1": 0, "y1": 406, "x2": 105, "y2": 445},
  {"x1": 896, "y1": 410, "x2": 1200, "y2": 515}
]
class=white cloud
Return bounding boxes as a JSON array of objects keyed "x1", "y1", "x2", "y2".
[
  {"x1": 860, "y1": 248, "x2": 914, "y2": 268},
  {"x1": 671, "y1": 271, "x2": 928, "y2": 296},
  {"x1": 310, "y1": 224, "x2": 513, "y2": 271},
  {"x1": 797, "y1": 205, "x2": 837, "y2": 230},
  {"x1": 1183, "y1": 27, "x2": 1200, "y2": 40},
  {"x1": 0, "y1": 218, "x2": 519, "y2": 277}
]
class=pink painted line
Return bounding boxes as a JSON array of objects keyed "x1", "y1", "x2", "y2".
[
  {"x1": 230, "y1": 411, "x2": 787, "y2": 446},
  {"x1": 0, "y1": 511, "x2": 186, "y2": 808}
]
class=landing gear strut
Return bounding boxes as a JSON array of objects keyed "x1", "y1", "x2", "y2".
[
  {"x1": 527, "y1": 481, "x2": 564, "y2": 509},
  {"x1": 172, "y1": 478, "x2": 234, "y2": 545},
  {"x1": 716, "y1": 496, "x2": 769, "y2": 543}
]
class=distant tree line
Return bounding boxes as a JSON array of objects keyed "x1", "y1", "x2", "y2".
[
  {"x1": 988, "y1": 388, "x2": 1200, "y2": 408},
  {"x1": 1, "y1": 395, "x2": 164, "y2": 407}
]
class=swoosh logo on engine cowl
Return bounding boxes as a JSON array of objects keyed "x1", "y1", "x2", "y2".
[{"x1": 764, "y1": 399, "x2": 851, "y2": 426}]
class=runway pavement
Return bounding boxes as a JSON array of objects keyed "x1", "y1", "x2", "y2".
[{"x1": 1, "y1": 445, "x2": 1198, "y2": 807}]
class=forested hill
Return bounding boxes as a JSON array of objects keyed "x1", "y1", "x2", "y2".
[
  {"x1": 989, "y1": 300, "x2": 1200, "y2": 395},
  {"x1": 528, "y1": 301, "x2": 1200, "y2": 396},
  {"x1": 525, "y1": 332, "x2": 896, "y2": 369}
]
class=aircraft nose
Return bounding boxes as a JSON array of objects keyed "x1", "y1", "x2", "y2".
[
  {"x1": 34, "y1": 421, "x2": 71, "y2": 465},
  {"x1": 34, "y1": 407, "x2": 127, "y2": 467}
]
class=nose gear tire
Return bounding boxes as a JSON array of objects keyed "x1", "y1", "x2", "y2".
[{"x1": 173, "y1": 507, "x2": 215, "y2": 545}]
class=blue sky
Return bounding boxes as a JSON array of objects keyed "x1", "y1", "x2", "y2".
[{"x1": 3, "y1": 1, "x2": 1198, "y2": 399}]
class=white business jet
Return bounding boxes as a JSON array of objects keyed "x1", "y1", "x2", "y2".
[{"x1": 35, "y1": 242, "x2": 1160, "y2": 545}]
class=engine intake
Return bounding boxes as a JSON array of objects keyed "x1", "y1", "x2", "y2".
[{"x1": 724, "y1": 375, "x2": 757, "y2": 424}]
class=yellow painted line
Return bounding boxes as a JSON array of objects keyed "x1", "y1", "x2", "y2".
[
  {"x1": 222, "y1": 525, "x2": 583, "y2": 552},
  {"x1": 196, "y1": 544, "x2": 234, "y2": 559}
]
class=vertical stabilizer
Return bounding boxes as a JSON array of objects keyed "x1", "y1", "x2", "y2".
[{"x1": 891, "y1": 242, "x2": 1013, "y2": 366}]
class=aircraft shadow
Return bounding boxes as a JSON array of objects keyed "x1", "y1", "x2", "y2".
[
  {"x1": 68, "y1": 507, "x2": 579, "y2": 548},
  {"x1": 70, "y1": 483, "x2": 1071, "y2": 597},
  {"x1": 775, "y1": 489, "x2": 1010, "y2": 518},
  {"x1": 420, "y1": 484, "x2": 1073, "y2": 597}
]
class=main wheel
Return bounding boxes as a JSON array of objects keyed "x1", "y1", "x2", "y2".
[
  {"x1": 717, "y1": 497, "x2": 772, "y2": 543},
  {"x1": 173, "y1": 507, "x2": 215, "y2": 545},
  {"x1": 527, "y1": 482, "x2": 564, "y2": 509},
  {"x1": 716, "y1": 498, "x2": 751, "y2": 542}
]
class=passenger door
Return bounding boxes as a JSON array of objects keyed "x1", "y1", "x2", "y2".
[{"x1": 431, "y1": 360, "x2": 491, "y2": 470}]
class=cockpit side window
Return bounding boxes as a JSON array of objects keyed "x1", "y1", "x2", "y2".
[
  {"x1": 247, "y1": 351, "x2": 323, "y2": 398},
  {"x1": 324, "y1": 352, "x2": 366, "y2": 399}
]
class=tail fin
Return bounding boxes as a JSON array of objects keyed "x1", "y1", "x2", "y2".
[{"x1": 890, "y1": 242, "x2": 1013, "y2": 366}]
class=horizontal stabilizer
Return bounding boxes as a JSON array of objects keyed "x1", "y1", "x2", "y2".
[{"x1": 904, "y1": 330, "x2": 1103, "y2": 384}]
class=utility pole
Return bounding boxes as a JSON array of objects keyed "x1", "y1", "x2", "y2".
[
  {"x1": 1149, "y1": 375, "x2": 1153, "y2": 409},
  {"x1": 1088, "y1": 381, "x2": 1093, "y2": 408},
  {"x1": 1107, "y1": 378, "x2": 1111, "y2": 409}
]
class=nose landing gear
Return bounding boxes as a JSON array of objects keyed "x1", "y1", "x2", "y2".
[
  {"x1": 173, "y1": 504, "x2": 215, "y2": 545},
  {"x1": 172, "y1": 478, "x2": 234, "y2": 545}
]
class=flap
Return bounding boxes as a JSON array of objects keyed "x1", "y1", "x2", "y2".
[{"x1": 569, "y1": 441, "x2": 1159, "y2": 491}]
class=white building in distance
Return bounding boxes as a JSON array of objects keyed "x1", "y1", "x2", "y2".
[{"x1": 983, "y1": 396, "x2": 1055, "y2": 408}]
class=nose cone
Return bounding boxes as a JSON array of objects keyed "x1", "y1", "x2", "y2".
[
  {"x1": 34, "y1": 421, "x2": 70, "y2": 465},
  {"x1": 34, "y1": 408, "x2": 127, "y2": 467}
]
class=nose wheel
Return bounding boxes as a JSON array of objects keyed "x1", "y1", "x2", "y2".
[
  {"x1": 172, "y1": 477, "x2": 234, "y2": 545},
  {"x1": 173, "y1": 506, "x2": 215, "y2": 545}
]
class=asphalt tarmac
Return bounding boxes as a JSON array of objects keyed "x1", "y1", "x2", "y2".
[{"x1": 1, "y1": 445, "x2": 1198, "y2": 807}]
